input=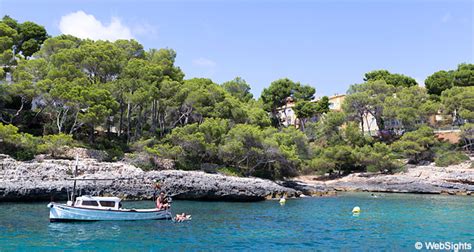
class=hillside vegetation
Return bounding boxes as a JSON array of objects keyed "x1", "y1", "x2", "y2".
[{"x1": 0, "y1": 16, "x2": 472, "y2": 179}]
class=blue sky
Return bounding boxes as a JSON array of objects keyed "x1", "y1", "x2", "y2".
[{"x1": 0, "y1": 0, "x2": 472, "y2": 97}]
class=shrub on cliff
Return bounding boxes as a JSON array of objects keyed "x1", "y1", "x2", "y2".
[
  {"x1": 434, "y1": 151, "x2": 470, "y2": 167},
  {"x1": 218, "y1": 125, "x2": 307, "y2": 179},
  {"x1": 354, "y1": 143, "x2": 402, "y2": 173},
  {"x1": 306, "y1": 145, "x2": 358, "y2": 175},
  {"x1": 38, "y1": 133, "x2": 74, "y2": 157},
  {"x1": 148, "y1": 118, "x2": 230, "y2": 170},
  {"x1": 305, "y1": 156, "x2": 335, "y2": 175},
  {"x1": 306, "y1": 142, "x2": 401, "y2": 175},
  {"x1": 0, "y1": 123, "x2": 39, "y2": 160}
]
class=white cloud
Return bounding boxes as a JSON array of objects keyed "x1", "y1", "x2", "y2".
[
  {"x1": 132, "y1": 22, "x2": 158, "y2": 38},
  {"x1": 59, "y1": 11, "x2": 133, "y2": 41},
  {"x1": 193, "y1": 57, "x2": 216, "y2": 68},
  {"x1": 441, "y1": 12, "x2": 451, "y2": 23}
]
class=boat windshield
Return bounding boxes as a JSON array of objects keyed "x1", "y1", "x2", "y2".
[
  {"x1": 82, "y1": 200, "x2": 99, "y2": 206},
  {"x1": 100, "y1": 201, "x2": 116, "y2": 207}
]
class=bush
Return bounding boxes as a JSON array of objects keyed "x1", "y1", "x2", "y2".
[
  {"x1": 38, "y1": 133, "x2": 74, "y2": 157},
  {"x1": 354, "y1": 143, "x2": 402, "y2": 173},
  {"x1": 105, "y1": 147, "x2": 124, "y2": 161},
  {"x1": 0, "y1": 123, "x2": 39, "y2": 160},
  {"x1": 13, "y1": 149, "x2": 36, "y2": 161},
  {"x1": 392, "y1": 126, "x2": 438, "y2": 164},
  {"x1": 305, "y1": 145, "x2": 358, "y2": 175},
  {"x1": 435, "y1": 151, "x2": 470, "y2": 167},
  {"x1": 306, "y1": 157, "x2": 335, "y2": 175}
]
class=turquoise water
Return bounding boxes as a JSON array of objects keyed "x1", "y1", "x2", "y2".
[{"x1": 0, "y1": 193, "x2": 472, "y2": 251}]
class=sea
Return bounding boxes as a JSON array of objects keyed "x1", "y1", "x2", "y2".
[{"x1": 0, "y1": 193, "x2": 472, "y2": 251}]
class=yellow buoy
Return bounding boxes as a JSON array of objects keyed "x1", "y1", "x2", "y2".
[
  {"x1": 352, "y1": 206, "x2": 361, "y2": 213},
  {"x1": 279, "y1": 198, "x2": 286, "y2": 205}
]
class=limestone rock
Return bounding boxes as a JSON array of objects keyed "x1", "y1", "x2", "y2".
[
  {"x1": 0, "y1": 155, "x2": 297, "y2": 202},
  {"x1": 292, "y1": 160, "x2": 474, "y2": 195}
]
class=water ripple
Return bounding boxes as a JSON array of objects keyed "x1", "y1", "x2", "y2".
[{"x1": 0, "y1": 193, "x2": 472, "y2": 250}]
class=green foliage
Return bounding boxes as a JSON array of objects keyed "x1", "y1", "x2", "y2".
[
  {"x1": 17, "y1": 21, "x2": 49, "y2": 57},
  {"x1": 294, "y1": 100, "x2": 318, "y2": 130},
  {"x1": 425, "y1": 64, "x2": 474, "y2": 96},
  {"x1": 260, "y1": 78, "x2": 315, "y2": 126},
  {"x1": 441, "y1": 86, "x2": 474, "y2": 122},
  {"x1": 38, "y1": 133, "x2": 74, "y2": 157},
  {"x1": 434, "y1": 151, "x2": 469, "y2": 167},
  {"x1": 149, "y1": 118, "x2": 230, "y2": 169},
  {"x1": 319, "y1": 145, "x2": 357, "y2": 174},
  {"x1": 306, "y1": 156, "x2": 335, "y2": 175},
  {"x1": 305, "y1": 111, "x2": 346, "y2": 146},
  {"x1": 222, "y1": 77, "x2": 253, "y2": 102},
  {"x1": 392, "y1": 126, "x2": 438, "y2": 164},
  {"x1": 364, "y1": 69, "x2": 417, "y2": 87},
  {"x1": 243, "y1": 100, "x2": 272, "y2": 127},
  {"x1": 307, "y1": 142, "x2": 400, "y2": 175},
  {"x1": 425, "y1": 70, "x2": 453, "y2": 96},
  {"x1": 341, "y1": 122, "x2": 372, "y2": 147},
  {"x1": 354, "y1": 143, "x2": 402, "y2": 173},
  {"x1": 344, "y1": 80, "x2": 396, "y2": 132},
  {"x1": 453, "y1": 63, "x2": 474, "y2": 87},
  {"x1": 0, "y1": 123, "x2": 39, "y2": 160},
  {"x1": 153, "y1": 123, "x2": 309, "y2": 179},
  {"x1": 218, "y1": 124, "x2": 301, "y2": 179},
  {"x1": 0, "y1": 16, "x2": 48, "y2": 59},
  {"x1": 35, "y1": 35, "x2": 82, "y2": 60},
  {"x1": 384, "y1": 86, "x2": 440, "y2": 130},
  {"x1": 0, "y1": 16, "x2": 469, "y2": 181}
]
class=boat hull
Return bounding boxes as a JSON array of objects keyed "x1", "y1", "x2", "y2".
[{"x1": 48, "y1": 203, "x2": 172, "y2": 222}]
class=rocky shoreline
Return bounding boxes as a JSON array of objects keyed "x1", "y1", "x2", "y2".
[
  {"x1": 0, "y1": 154, "x2": 299, "y2": 202},
  {"x1": 0, "y1": 154, "x2": 472, "y2": 202},
  {"x1": 290, "y1": 160, "x2": 474, "y2": 196}
]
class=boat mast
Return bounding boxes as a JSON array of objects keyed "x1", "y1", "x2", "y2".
[{"x1": 71, "y1": 154, "x2": 78, "y2": 205}]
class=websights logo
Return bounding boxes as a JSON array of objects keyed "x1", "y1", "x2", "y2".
[{"x1": 415, "y1": 241, "x2": 472, "y2": 251}]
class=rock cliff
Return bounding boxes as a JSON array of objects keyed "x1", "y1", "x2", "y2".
[
  {"x1": 292, "y1": 160, "x2": 474, "y2": 195},
  {"x1": 0, "y1": 154, "x2": 299, "y2": 202}
]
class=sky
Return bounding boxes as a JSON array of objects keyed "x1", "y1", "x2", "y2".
[{"x1": 0, "y1": 0, "x2": 472, "y2": 98}]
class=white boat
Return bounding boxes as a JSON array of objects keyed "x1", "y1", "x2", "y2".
[
  {"x1": 48, "y1": 195, "x2": 172, "y2": 222},
  {"x1": 47, "y1": 156, "x2": 172, "y2": 222}
]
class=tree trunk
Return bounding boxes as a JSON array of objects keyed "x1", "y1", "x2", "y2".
[
  {"x1": 151, "y1": 100, "x2": 157, "y2": 133},
  {"x1": 118, "y1": 101, "x2": 124, "y2": 137},
  {"x1": 359, "y1": 112, "x2": 365, "y2": 134},
  {"x1": 89, "y1": 124, "x2": 95, "y2": 144},
  {"x1": 135, "y1": 105, "x2": 142, "y2": 139},
  {"x1": 365, "y1": 114, "x2": 371, "y2": 135},
  {"x1": 127, "y1": 102, "x2": 131, "y2": 143},
  {"x1": 300, "y1": 118, "x2": 306, "y2": 131}
]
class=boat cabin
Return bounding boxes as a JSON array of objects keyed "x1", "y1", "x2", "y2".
[{"x1": 73, "y1": 196, "x2": 122, "y2": 210}]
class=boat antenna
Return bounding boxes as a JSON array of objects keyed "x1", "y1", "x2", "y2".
[{"x1": 71, "y1": 154, "x2": 79, "y2": 205}]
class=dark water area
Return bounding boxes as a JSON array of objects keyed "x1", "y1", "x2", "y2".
[{"x1": 0, "y1": 193, "x2": 472, "y2": 251}]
